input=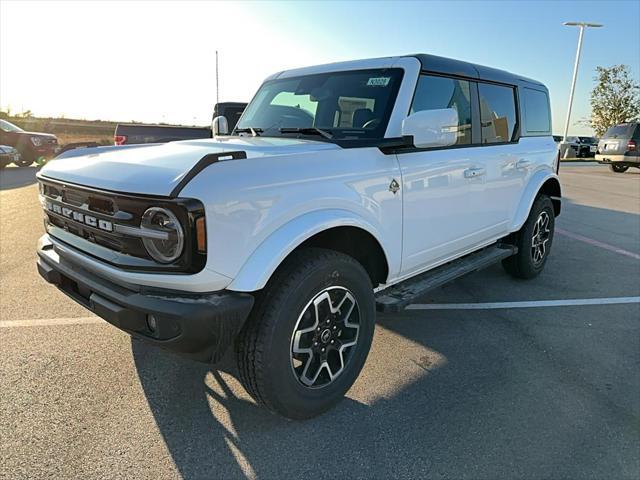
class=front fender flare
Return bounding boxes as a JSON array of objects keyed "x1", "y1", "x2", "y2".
[
  {"x1": 510, "y1": 171, "x2": 561, "y2": 231},
  {"x1": 227, "y1": 209, "x2": 389, "y2": 292}
]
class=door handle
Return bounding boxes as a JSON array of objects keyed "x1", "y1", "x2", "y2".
[
  {"x1": 516, "y1": 159, "x2": 533, "y2": 169},
  {"x1": 464, "y1": 167, "x2": 486, "y2": 178}
]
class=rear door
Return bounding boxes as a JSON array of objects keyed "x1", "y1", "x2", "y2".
[{"x1": 473, "y1": 82, "x2": 524, "y2": 233}]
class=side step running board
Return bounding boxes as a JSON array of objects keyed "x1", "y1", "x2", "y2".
[{"x1": 375, "y1": 244, "x2": 517, "y2": 313}]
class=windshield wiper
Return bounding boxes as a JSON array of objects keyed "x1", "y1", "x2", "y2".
[
  {"x1": 234, "y1": 127, "x2": 263, "y2": 137},
  {"x1": 279, "y1": 127, "x2": 334, "y2": 139}
]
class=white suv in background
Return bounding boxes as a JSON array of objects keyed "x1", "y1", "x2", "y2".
[{"x1": 37, "y1": 54, "x2": 561, "y2": 419}]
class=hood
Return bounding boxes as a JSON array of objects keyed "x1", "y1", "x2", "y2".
[{"x1": 38, "y1": 136, "x2": 340, "y2": 196}]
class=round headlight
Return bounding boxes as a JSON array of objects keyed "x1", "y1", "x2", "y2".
[{"x1": 141, "y1": 207, "x2": 184, "y2": 263}]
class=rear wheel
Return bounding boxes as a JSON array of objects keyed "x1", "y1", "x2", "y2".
[
  {"x1": 610, "y1": 164, "x2": 629, "y2": 173},
  {"x1": 236, "y1": 248, "x2": 375, "y2": 420},
  {"x1": 502, "y1": 195, "x2": 555, "y2": 279}
]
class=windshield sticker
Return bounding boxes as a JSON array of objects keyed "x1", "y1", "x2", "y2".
[{"x1": 367, "y1": 77, "x2": 391, "y2": 87}]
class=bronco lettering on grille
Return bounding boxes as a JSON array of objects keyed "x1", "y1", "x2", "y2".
[{"x1": 45, "y1": 201, "x2": 113, "y2": 233}]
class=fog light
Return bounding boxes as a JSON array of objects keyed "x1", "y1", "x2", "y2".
[{"x1": 147, "y1": 315, "x2": 158, "y2": 332}]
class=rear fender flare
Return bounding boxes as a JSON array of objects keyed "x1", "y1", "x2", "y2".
[{"x1": 510, "y1": 171, "x2": 561, "y2": 231}]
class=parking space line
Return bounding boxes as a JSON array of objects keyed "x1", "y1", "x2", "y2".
[
  {"x1": 0, "y1": 316, "x2": 102, "y2": 328},
  {"x1": 407, "y1": 297, "x2": 640, "y2": 310},
  {"x1": 3, "y1": 296, "x2": 639, "y2": 327},
  {"x1": 406, "y1": 296, "x2": 640, "y2": 310},
  {"x1": 556, "y1": 228, "x2": 640, "y2": 260}
]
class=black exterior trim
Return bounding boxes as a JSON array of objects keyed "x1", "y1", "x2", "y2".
[
  {"x1": 169, "y1": 150, "x2": 247, "y2": 198},
  {"x1": 37, "y1": 246, "x2": 254, "y2": 364},
  {"x1": 326, "y1": 136, "x2": 413, "y2": 151},
  {"x1": 408, "y1": 53, "x2": 547, "y2": 88},
  {"x1": 379, "y1": 138, "x2": 522, "y2": 156},
  {"x1": 39, "y1": 177, "x2": 207, "y2": 273}
]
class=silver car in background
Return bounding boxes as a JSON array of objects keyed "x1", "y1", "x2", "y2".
[{"x1": 595, "y1": 122, "x2": 640, "y2": 173}]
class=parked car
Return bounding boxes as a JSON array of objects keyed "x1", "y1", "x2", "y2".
[
  {"x1": 575, "y1": 136, "x2": 598, "y2": 158},
  {"x1": 563, "y1": 136, "x2": 597, "y2": 158},
  {"x1": 114, "y1": 123, "x2": 210, "y2": 145},
  {"x1": 0, "y1": 119, "x2": 59, "y2": 167},
  {"x1": 0, "y1": 144, "x2": 21, "y2": 168},
  {"x1": 212, "y1": 102, "x2": 246, "y2": 131},
  {"x1": 595, "y1": 122, "x2": 640, "y2": 173},
  {"x1": 37, "y1": 54, "x2": 560, "y2": 419},
  {"x1": 114, "y1": 102, "x2": 247, "y2": 145}
]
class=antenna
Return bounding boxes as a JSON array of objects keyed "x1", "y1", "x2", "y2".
[{"x1": 215, "y1": 50, "x2": 219, "y2": 107}]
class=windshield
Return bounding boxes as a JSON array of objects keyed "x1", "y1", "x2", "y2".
[
  {"x1": 235, "y1": 68, "x2": 404, "y2": 140},
  {"x1": 0, "y1": 119, "x2": 24, "y2": 133}
]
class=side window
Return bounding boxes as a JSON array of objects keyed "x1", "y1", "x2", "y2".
[
  {"x1": 523, "y1": 88, "x2": 551, "y2": 134},
  {"x1": 478, "y1": 83, "x2": 517, "y2": 144},
  {"x1": 411, "y1": 75, "x2": 472, "y2": 145}
]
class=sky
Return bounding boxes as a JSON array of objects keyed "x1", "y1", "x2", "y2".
[{"x1": 1, "y1": 0, "x2": 639, "y2": 136}]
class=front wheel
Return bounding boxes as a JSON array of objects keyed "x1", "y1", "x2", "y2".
[
  {"x1": 502, "y1": 195, "x2": 555, "y2": 279},
  {"x1": 236, "y1": 248, "x2": 375, "y2": 420},
  {"x1": 610, "y1": 164, "x2": 629, "y2": 173}
]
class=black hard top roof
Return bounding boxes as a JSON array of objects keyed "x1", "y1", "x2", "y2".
[{"x1": 407, "y1": 53, "x2": 547, "y2": 90}]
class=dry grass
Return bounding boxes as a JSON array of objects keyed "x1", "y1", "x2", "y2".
[
  {"x1": 3, "y1": 115, "x2": 117, "y2": 147},
  {"x1": 56, "y1": 133, "x2": 113, "y2": 146}
]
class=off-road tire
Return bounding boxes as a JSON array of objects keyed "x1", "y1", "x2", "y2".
[
  {"x1": 610, "y1": 164, "x2": 629, "y2": 173},
  {"x1": 502, "y1": 195, "x2": 555, "y2": 279},
  {"x1": 235, "y1": 248, "x2": 375, "y2": 420}
]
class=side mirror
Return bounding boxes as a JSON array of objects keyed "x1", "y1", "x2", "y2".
[
  {"x1": 401, "y1": 108, "x2": 458, "y2": 149},
  {"x1": 212, "y1": 116, "x2": 229, "y2": 136}
]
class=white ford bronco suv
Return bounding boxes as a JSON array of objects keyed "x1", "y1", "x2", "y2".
[{"x1": 37, "y1": 54, "x2": 560, "y2": 419}]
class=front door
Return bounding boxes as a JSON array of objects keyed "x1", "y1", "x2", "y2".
[
  {"x1": 397, "y1": 147, "x2": 489, "y2": 276},
  {"x1": 397, "y1": 74, "x2": 490, "y2": 276}
]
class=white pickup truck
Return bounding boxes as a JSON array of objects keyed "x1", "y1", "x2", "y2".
[{"x1": 37, "y1": 54, "x2": 560, "y2": 419}]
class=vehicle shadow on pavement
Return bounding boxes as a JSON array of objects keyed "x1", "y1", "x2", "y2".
[
  {"x1": 131, "y1": 197, "x2": 640, "y2": 480},
  {"x1": 132, "y1": 286, "x2": 639, "y2": 480},
  {"x1": 132, "y1": 340, "x2": 370, "y2": 479},
  {"x1": 0, "y1": 166, "x2": 38, "y2": 190}
]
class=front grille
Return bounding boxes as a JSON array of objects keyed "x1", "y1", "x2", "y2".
[{"x1": 39, "y1": 177, "x2": 206, "y2": 273}]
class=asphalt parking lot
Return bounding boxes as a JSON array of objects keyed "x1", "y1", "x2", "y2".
[{"x1": 1, "y1": 164, "x2": 639, "y2": 479}]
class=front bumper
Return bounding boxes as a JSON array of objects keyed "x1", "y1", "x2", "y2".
[
  {"x1": 34, "y1": 144, "x2": 59, "y2": 159},
  {"x1": 37, "y1": 240, "x2": 254, "y2": 363},
  {"x1": 0, "y1": 152, "x2": 20, "y2": 165}
]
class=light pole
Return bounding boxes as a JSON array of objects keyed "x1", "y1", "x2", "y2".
[{"x1": 562, "y1": 21, "x2": 603, "y2": 145}]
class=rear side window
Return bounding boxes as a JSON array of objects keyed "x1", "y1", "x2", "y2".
[
  {"x1": 523, "y1": 88, "x2": 551, "y2": 134},
  {"x1": 478, "y1": 83, "x2": 517, "y2": 144},
  {"x1": 411, "y1": 75, "x2": 473, "y2": 145}
]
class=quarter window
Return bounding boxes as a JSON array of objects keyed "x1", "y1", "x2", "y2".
[
  {"x1": 523, "y1": 88, "x2": 551, "y2": 134},
  {"x1": 478, "y1": 83, "x2": 517, "y2": 144},
  {"x1": 410, "y1": 75, "x2": 472, "y2": 145}
]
